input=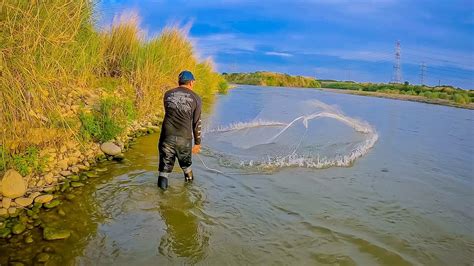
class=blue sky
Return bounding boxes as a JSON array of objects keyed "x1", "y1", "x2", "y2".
[{"x1": 98, "y1": 0, "x2": 474, "y2": 89}]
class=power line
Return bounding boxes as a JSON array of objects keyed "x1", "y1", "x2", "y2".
[
  {"x1": 420, "y1": 62, "x2": 426, "y2": 85},
  {"x1": 391, "y1": 40, "x2": 402, "y2": 83}
]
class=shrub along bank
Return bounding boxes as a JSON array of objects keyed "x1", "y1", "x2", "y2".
[{"x1": 223, "y1": 72, "x2": 321, "y2": 88}]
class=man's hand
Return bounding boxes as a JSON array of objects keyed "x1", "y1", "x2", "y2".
[{"x1": 192, "y1": 144, "x2": 201, "y2": 154}]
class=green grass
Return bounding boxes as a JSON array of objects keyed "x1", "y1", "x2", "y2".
[
  {"x1": 0, "y1": 146, "x2": 47, "y2": 176},
  {"x1": 79, "y1": 97, "x2": 136, "y2": 142}
]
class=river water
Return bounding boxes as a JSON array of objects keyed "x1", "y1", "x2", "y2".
[{"x1": 1, "y1": 86, "x2": 473, "y2": 265}]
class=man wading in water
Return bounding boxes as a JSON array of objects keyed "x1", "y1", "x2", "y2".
[{"x1": 158, "y1": 70, "x2": 202, "y2": 190}]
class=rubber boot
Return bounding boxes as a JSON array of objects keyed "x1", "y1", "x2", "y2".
[
  {"x1": 184, "y1": 170, "x2": 194, "y2": 182},
  {"x1": 158, "y1": 176, "x2": 168, "y2": 190}
]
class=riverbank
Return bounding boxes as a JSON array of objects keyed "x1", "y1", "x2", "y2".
[
  {"x1": 0, "y1": 125, "x2": 167, "y2": 265},
  {"x1": 320, "y1": 88, "x2": 474, "y2": 110},
  {"x1": 0, "y1": 116, "x2": 162, "y2": 237}
]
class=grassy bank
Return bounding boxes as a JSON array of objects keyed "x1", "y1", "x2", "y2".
[
  {"x1": 320, "y1": 81, "x2": 473, "y2": 109},
  {"x1": 0, "y1": 1, "x2": 228, "y2": 177},
  {"x1": 223, "y1": 72, "x2": 321, "y2": 88}
]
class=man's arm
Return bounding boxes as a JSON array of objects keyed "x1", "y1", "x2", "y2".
[{"x1": 192, "y1": 97, "x2": 202, "y2": 147}]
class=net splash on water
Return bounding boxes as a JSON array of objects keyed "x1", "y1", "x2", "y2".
[{"x1": 202, "y1": 99, "x2": 378, "y2": 171}]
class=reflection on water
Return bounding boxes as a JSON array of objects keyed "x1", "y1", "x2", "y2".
[{"x1": 157, "y1": 185, "x2": 209, "y2": 262}]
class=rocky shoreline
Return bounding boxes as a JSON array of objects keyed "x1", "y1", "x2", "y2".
[{"x1": 0, "y1": 118, "x2": 162, "y2": 245}]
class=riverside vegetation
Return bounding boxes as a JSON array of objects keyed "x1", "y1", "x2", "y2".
[
  {"x1": 224, "y1": 72, "x2": 473, "y2": 109},
  {"x1": 223, "y1": 72, "x2": 321, "y2": 88},
  {"x1": 0, "y1": 0, "x2": 227, "y2": 247},
  {"x1": 321, "y1": 80, "x2": 474, "y2": 109}
]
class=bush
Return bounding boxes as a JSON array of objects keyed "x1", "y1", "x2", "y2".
[
  {"x1": 438, "y1": 92, "x2": 449, "y2": 99},
  {"x1": 218, "y1": 79, "x2": 230, "y2": 94},
  {"x1": 79, "y1": 97, "x2": 136, "y2": 142},
  {"x1": 452, "y1": 93, "x2": 470, "y2": 104},
  {"x1": 0, "y1": 146, "x2": 48, "y2": 176}
]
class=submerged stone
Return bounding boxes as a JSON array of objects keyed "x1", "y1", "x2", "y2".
[
  {"x1": 58, "y1": 208, "x2": 66, "y2": 217},
  {"x1": 60, "y1": 182, "x2": 70, "y2": 192},
  {"x1": 113, "y1": 153, "x2": 125, "y2": 161},
  {"x1": 85, "y1": 172, "x2": 99, "y2": 178},
  {"x1": 69, "y1": 175, "x2": 80, "y2": 182},
  {"x1": 35, "y1": 252, "x2": 50, "y2": 262},
  {"x1": 12, "y1": 223, "x2": 26, "y2": 235},
  {"x1": 71, "y1": 182, "x2": 84, "y2": 188},
  {"x1": 43, "y1": 186, "x2": 56, "y2": 193},
  {"x1": 24, "y1": 235, "x2": 34, "y2": 244},
  {"x1": 0, "y1": 228, "x2": 11, "y2": 238},
  {"x1": 43, "y1": 227, "x2": 71, "y2": 240},
  {"x1": 43, "y1": 199, "x2": 61, "y2": 209},
  {"x1": 43, "y1": 246, "x2": 55, "y2": 253},
  {"x1": 65, "y1": 194, "x2": 76, "y2": 200}
]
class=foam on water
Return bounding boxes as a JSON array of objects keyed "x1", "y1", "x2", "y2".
[{"x1": 202, "y1": 99, "x2": 378, "y2": 170}]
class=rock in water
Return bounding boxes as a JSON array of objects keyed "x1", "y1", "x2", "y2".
[
  {"x1": 0, "y1": 228, "x2": 11, "y2": 238},
  {"x1": 65, "y1": 194, "x2": 76, "y2": 200},
  {"x1": 70, "y1": 182, "x2": 84, "y2": 188},
  {"x1": 1, "y1": 170, "x2": 27, "y2": 198},
  {"x1": 69, "y1": 175, "x2": 80, "y2": 182},
  {"x1": 34, "y1": 194, "x2": 54, "y2": 204},
  {"x1": 43, "y1": 227, "x2": 71, "y2": 240},
  {"x1": 43, "y1": 199, "x2": 61, "y2": 209},
  {"x1": 100, "y1": 142, "x2": 121, "y2": 156},
  {"x1": 35, "y1": 252, "x2": 50, "y2": 262},
  {"x1": 85, "y1": 172, "x2": 99, "y2": 178},
  {"x1": 58, "y1": 208, "x2": 66, "y2": 217},
  {"x1": 25, "y1": 235, "x2": 34, "y2": 244},
  {"x1": 113, "y1": 153, "x2": 125, "y2": 161},
  {"x1": 12, "y1": 223, "x2": 26, "y2": 235}
]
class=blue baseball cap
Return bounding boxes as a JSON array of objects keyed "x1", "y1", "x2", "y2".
[{"x1": 178, "y1": 70, "x2": 195, "y2": 83}]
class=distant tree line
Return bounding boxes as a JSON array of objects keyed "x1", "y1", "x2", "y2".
[
  {"x1": 223, "y1": 72, "x2": 321, "y2": 88},
  {"x1": 321, "y1": 81, "x2": 473, "y2": 105}
]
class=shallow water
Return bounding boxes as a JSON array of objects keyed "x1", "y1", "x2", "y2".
[{"x1": 1, "y1": 86, "x2": 473, "y2": 265}]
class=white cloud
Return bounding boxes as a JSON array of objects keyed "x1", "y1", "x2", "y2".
[
  {"x1": 265, "y1": 51, "x2": 293, "y2": 57},
  {"x1": 190, "y1": 33, "x2": 256, "y2": 59}
]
